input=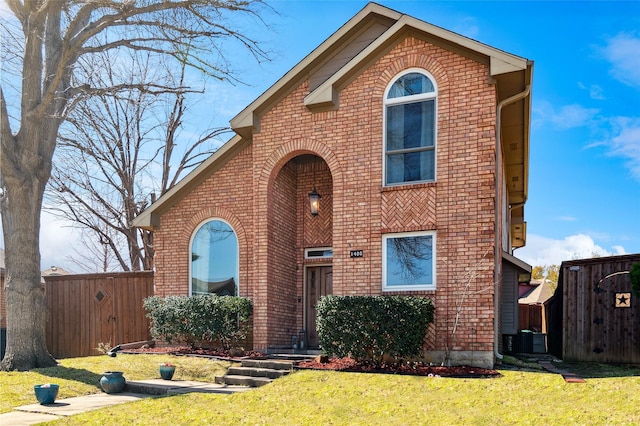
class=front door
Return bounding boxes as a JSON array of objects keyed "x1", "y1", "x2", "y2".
[{"x1": 305, "y1": 266, "x2": 333, "y2": 348}]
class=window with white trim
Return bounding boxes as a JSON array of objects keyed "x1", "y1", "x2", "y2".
[
  {"x1": 190, "y1": 219, "x2": 239, "y2": 296},
  {"x1": 384, "y1": 70, "x2": 437, "y2": 185},
  {"x1": 304, "y1": 247, "x2": 333, "y2": 259},
  {"x1": 382, "y1": 231, "x2": 436, "y2": 291}
]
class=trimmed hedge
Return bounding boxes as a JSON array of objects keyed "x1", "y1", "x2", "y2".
[
  {"x1": 631, "y1": 263, "x2": 640, "y2": 297},
  {"x1": 316, "y1": 295, "x2": 434, "y2": 364},
  {"x1": 143, "y1": 295, "x2": 252, "y2": 349}
]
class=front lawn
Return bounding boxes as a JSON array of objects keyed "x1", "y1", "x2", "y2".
[
  {"x1": 0, "y1": 354, "x2": 231, "y2": 414},
  {"x1": 1, "y1": 354, "x2": 639, "y2": 424}
]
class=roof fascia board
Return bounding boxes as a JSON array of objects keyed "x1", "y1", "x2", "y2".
[
  {"x1": 305, "y1": 14, "x2": 529, "y2": 110},
  {"x1": 403, "y1": 15, "x2": 529, "y2": 74},
  {"x1": 231, "y1": 2, "x2": 402, "y2": 134},
  {"x1": 503, "y1": 251, "x2": 532, "y2": 273},
  {"x1": 131, "y1": 134, "x2": 249, "y2": 230},
  {"x1": 522, "y1": 62, "x2": 533, "y2": 204}
]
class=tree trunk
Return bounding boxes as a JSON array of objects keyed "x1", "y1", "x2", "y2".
[
  {"x1": 1, "y1": 169, "x2": 57, "y2": 370},
  {"x1": 0, "y1": 0, "x2": 267, "y2": 370}
]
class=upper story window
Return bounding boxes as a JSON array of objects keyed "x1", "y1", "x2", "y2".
[
  {"x1": 190, "y1": 219, "x2": 239, "y2": 296},
  {"x1": 384, "y1": 70, "x2": 437, "y2": 186}
]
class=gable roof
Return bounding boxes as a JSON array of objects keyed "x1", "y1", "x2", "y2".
[
  {"x1": 133, "y1": 2, "x2": 533, "y2": 231},
  {"x1": 519, "y1": 280, "x2": 555, "y2": 305}
]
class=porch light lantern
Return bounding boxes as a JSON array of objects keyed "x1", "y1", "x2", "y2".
[{"x1": 308, "y1": 188, "x2": 321, "y2": 216}]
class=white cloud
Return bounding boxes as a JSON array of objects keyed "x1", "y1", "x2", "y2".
[
  {"x1": 550, "y1": 104, "x2": 600, "y2": 129},
  {"x1": 554, "y1": 216, "x2": 577, "y2": 222},
  {"x1": 515, "y1": 233, "x2": 627, "y2": 267},
  {"x1": 533, "y1": 100, "x2": 600, "y2": 130},
  {"x1": 589, "y1": 85, "x2": 605, "y2": 100},
  {"x1": 607, "y1": 117, "x2": 640, "y2": 180},
  {"x1": 611, "y1": 245, "x2": 627, "y2": 255},
  {"x1": 601, "y1": 32, "x2": 640, "y2": 88},
  {"x1": 578, "y1": 82, "x2": 605, "y2": 100},
  {"x1": 535, "y1": 100, "x2": 640, "y2": 182}
]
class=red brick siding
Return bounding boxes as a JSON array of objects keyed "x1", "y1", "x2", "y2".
[{"x1": 267, "y1": 161, "x2": 298, "y2": 344}]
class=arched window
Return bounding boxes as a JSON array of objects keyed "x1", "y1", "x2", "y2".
[
  {"x1": 190, "y1": 219, "x2": 239, "y2": 296},
  {"x1": 384, "y1": 70, "x2": 437, "y2": 185}
]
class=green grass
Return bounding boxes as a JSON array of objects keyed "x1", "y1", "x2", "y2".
[
  {"x1": 0, "y1": 354, "x2": 231, "y2": 414},
  {"x1": 1, "y1": 355, "x2": 639, "y2": 425}
]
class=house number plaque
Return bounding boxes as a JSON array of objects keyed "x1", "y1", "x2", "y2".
[{"x1": 350, "y1": 250, "x2": 364, "y2": 258}]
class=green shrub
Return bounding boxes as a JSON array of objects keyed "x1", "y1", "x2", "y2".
[
  {"x1": 143, "y1": 295, "x2": 252, "y2": 349},
  {"x1": 630, "y1": 263, "x2": 640, "y2": 297},
  {"x1": 316, "y1": 295, "x2": 434, "y2": 365}
]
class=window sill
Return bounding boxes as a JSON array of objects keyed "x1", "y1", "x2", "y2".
[
  {"x1": 382, "y1": 286, "x2": 436, "y2": 293},
  {"x1": 381, "y1": 181, "x2": 436, "y2": 192}
]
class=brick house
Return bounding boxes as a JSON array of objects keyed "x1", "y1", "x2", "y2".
[{"x1": 133, "y1": 2, "x2": 533, "y2": 368}]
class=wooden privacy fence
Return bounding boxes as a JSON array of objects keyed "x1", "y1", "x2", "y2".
[
  {"x1": 550, "y1": 254, "x2": 640, "y2": 363},
  {"x1": 518, "y1": 304, "x2": 544, "y2": 332},
  {"x1": 45, "y1": 272, "x2": 154, "y2": 358}
]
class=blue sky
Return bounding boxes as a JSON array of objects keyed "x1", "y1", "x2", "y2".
[{"x1": 2, "y1": 0, "x2": 639, "y2": 270}]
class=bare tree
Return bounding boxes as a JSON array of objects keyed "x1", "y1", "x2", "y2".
[
  {"x1": 47, "y1": 49, "x2": 230, "y2": 272},
  {"x1": 0, "y1": 0, "x2": 268, "y2": 371},
  {"x1": 441, "y1": 251, "x2": 493, "y2": 366},
  {"x1": 68, "y1": 226, "x2": 125, "y2": 273}
]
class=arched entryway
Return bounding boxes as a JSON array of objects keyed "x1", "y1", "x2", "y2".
[{"x1": 265, "y1": 154, "x2": 333, "y2": 350}]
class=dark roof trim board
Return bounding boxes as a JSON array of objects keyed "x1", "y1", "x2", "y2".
[{"x1": 503, "y1": 251, "x2": 532, "y2": 274}]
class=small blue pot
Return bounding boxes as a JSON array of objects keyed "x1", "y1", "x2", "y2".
[
  {"x1": 34, "y1": 384, "x2": 59, "y2": 404},
  {"x1": 159, "y1": 365, "x2": 176, "y2": 380}
]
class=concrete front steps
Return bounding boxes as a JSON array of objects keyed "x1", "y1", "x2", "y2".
[{"x1": 215, "y1": 359, "x2": 295, "y2": 387}]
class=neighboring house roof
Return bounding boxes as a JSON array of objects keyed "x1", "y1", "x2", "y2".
[
  {"x1": 42, "y1": 266, "x2": 71, "y2": 276},
  {"x1": 132, "y1": 2, "x2": 533, "y2": 233},
  {"x1": 519, "y1": 280, "x2": 554, "y2": 305},
  {"x1": 1, "y1": 250, "x2": 69, "y2": 281}
]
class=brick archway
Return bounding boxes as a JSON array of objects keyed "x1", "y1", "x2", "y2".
[{"x1": 251, "y1": 139, "x2": 342, "y2": 350}]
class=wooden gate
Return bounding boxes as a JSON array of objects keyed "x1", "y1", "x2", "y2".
[
  {"x1": 556, "y1": 255, "x2": 640, "y2": 363},
  {"x1": 45, "y1": 272, "x2": 154, "y2": 358}
]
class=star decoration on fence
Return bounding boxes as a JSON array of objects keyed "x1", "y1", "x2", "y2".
[{"x1": 615, "y1": 293, "x2": 631, "y2": 308}]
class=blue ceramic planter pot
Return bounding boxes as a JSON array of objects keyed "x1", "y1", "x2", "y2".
[
  {"x1": 159, "y1": 365, "x2": 176, "y2": 380},
  {"x1": 100, "y1": 371, "x2": 126, "y2": 394},
  {"x1": 34, "y1": 384, "x2": 59, "y2": 404}
]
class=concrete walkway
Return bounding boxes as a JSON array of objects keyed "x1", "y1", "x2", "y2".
[
  {"x1": 537, "y1": 360, "x2": 587, "y2": 383},
  {"x1": 0, "y1": 379, "x2": 249, "y2": 426}
]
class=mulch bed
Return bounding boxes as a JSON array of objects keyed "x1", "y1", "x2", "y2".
[
  {"x1": 123, "y1": 345, "x2": 267, "y2": 360},
  {"x1": 298, "y1": 356, "x2": 500, "y2": 378},
  {"x1": 124, "y1": 345, "x2": 499, "y2": 378}
]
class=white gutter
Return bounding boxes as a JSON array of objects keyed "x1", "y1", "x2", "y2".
[{"x1": 494, "y1": 84, "x2": 531, "y2": 361}]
